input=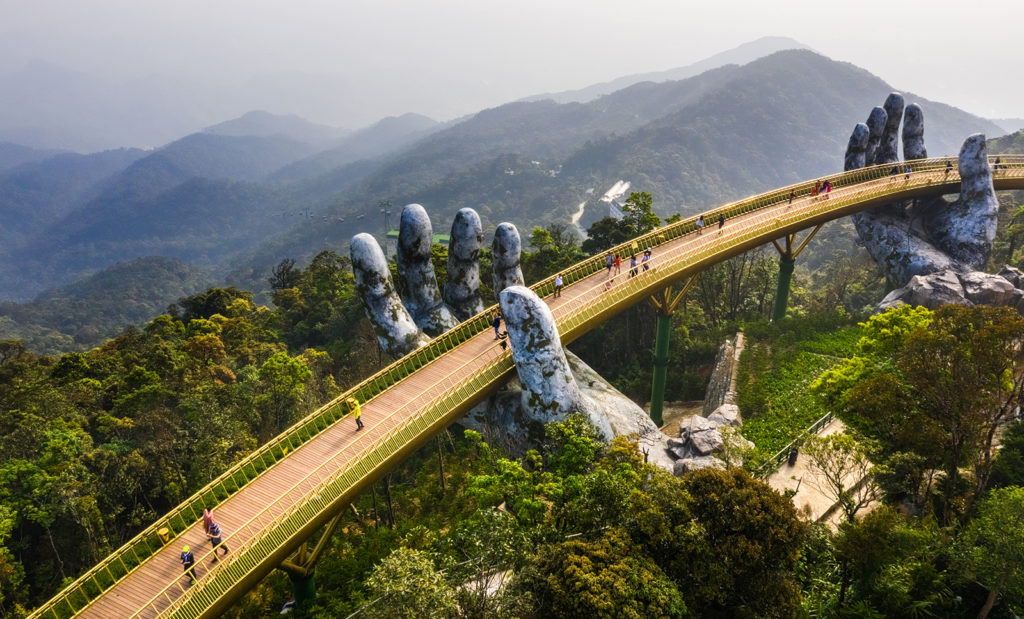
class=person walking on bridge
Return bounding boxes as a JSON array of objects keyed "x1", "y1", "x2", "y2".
[
  {"x1": 613, "y1": 254, "x2": 621, "y2": 275},
  {"x1": 718, "y1": 213, "x2": 725, "y2": 233},
  {"x1": 605, "y1": 253, "x2": 613, "y2": 276},
  {"x1": 696, "y1": 215, "x2": 705, "y2": 234},
  {"x1": 554, "y1": 273, "x2": 563, "y2": 298},
  {"x1": 181, "y1": 545, "x2": 197, "y2": 585},
  {"x1": 493, "y1": 313, "x2": 503, "y2": 339},
  {"x1": 203, "y1": 509, "x2": 229, "y2": 562},
  {"x1": 348, "y1": 397, "x2": 364, "y2": 431}
]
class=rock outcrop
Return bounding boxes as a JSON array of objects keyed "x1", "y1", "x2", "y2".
[
  {"x1": 844, "y1": 94, "x2": 1022, "y2": 312},
  {"x1": 351, "y1": 204, "x2": 675, "y2": 471}
]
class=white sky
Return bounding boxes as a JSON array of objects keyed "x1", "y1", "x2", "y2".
[{"x1": 2, "y1": 0, "x2": 1023, "y2": 121}]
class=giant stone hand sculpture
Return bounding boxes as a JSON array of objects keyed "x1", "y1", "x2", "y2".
[
  {"x1": 351, "y1": 204, "x2": 673, "y2": 470},
  {"x1": 846, "y1": 93, "x2": 1024, "y2": 311}
]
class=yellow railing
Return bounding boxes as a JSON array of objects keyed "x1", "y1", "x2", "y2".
[{"x1": 30, "y1": 154, "x2": 1024, "y2": 618}]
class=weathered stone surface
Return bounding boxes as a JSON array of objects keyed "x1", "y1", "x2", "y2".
[
  {"x1": 864, "y1": 106, "x2": 887, "y2": 166},
  {"x1": 444, "y1": 208, "x2": 485, "y2": 321},
  {"x1": 923, "y1": 135, "x2": 998, "y2": 270},
  {"x1": 678, "y1": 414, "x2": 718, "y2": 439},
  {"x1": 877, "y1": 270, "x2": 970, "y2": 312},
  {"x1": 844, "y1": 123, "x2": 868, "y2": 171},
  {"x1": 492, "y1": 223, "x2": 525, "y2": 302},
  {"x1": 354, "y1": 208, "x2": 677, "y2": 473},
  {"x1": 350, "y1": 232, "x2": 430, "y2": 356},
  {"x1": 845, "y1": 95, "x2": 1018, "y2": 312},
  {"x1": 396, "y1": 204, "x2": 458, "y2": 335},
  {"x1": 708, "y1": 403, "x2": 742, "y2": 428},
  {"x1": 998, "y1": 265, "x2": 1024, "y2": 288},
  {"x1": 499, "y1": 286, "x2": 611, "y2": 437},
  {"x1": 901, "y1": 103, "x2": 927, "y2": 161},
  {"x1": 673, "y1": 456, "x2": 726, "y2": 476},
  {"x1": 676, "y1": 415, "x2": 722, "y2": 456},
  {"x1": 876, "y1": 93, "x2": 904, "y2": 164},
  {"x1": 961, "y1": 271, "x2": 1024, "y2": 307},
  {"x1": 567, "y1": 351, "x2": 675, "y2": 472},
  {"x1": 690, "y1": 427, "x2": 723, "y2": 456}
]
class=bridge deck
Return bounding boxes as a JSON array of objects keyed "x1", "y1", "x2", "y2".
[{"x1": 44, "y1": 158, "x2": 1024, "y2": 618}]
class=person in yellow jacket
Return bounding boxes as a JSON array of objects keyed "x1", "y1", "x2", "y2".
[{"x1": 348, "y1": 397, "x2": 364, "y2": 430}]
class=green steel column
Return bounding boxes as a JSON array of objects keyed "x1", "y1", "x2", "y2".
[
  {"x1": 649, "y1": 311, "x2": 672, "y2": 427},
  {"x1": 772, "y1": 255, "x2": 796, "y2": 323},
  {"x1": 289, "y1": 572, "x2": 317, "y2": 607}
]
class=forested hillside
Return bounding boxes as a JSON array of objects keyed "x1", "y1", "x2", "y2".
[
  {"x1": 0, "y1": 257, "x2": 214, "y2": 353},
  {"x1": 0, "y1": 148, "x2": 145, "y2": 251},
  {"x1": 0, "y1": 142, "x2": 65, "y2": 171},
  {"x1": 230, "y1": 50, "x2": 1003, "y2": 289},
  {"x1": 0, "y1": 50, "x2": 1008, "y2": 351}
]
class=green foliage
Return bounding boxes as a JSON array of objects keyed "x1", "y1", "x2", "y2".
[
  {"x1": 736, "y1": 315, "x2": 860, "y2": 455},
  {"x1": 813, "y1": 305, "x2": 1024, "y2": 522},
  {"x1": 834, "y1": 507, "x2": 954, "y2": 617},
  {"x1": 675, "y1": 468, "x2": 807, "y2": 618},
  {"x1": 955, "y1": 486, "x2": 1024, "y2": 618},
  {"x1": 0, "y1": 277, "x2": 344, "y2": 608},
  {"x1": 0, "y1": 257, "x2": 214, "y2": 353},
  {"x1": 990, "y1": 421, "x2": 1024, "y2": 490},
  {"x1": 509, "y1": 528, "x2": 687, "y2": 619},
  {"x1": 363, "y1": 547, "x2": 458, "y2": 619},
  {"x1": 580, "y1": 192, "x2": 659, "y2": 256}
]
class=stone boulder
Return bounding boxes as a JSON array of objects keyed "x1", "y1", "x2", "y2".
[
  {"x1": 877, "y1": 269, "x2": 1024, "y2": 315},
  {"x1": 674, "y1": 415, "x2": 724, "y2": 457},
  {"x1": 673, "y1": 456, "x2": 726, "y2": 476},
  {"x1": 961, "y1": 271, "x2": 1024, "y2": 307},
  {"x1": 877, "y1": 270, "x2": 970, "y2": 312},
  {"x1": 708, "y1": 403, "x2": 742, "y2": 428},
  {"x1": 998, "y1": 265, "x2": 1024, "y2": 288}
]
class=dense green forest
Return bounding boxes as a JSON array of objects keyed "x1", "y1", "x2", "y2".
[{"x1": 3, "y1": 181, "x2": 1023, "y2": 616}]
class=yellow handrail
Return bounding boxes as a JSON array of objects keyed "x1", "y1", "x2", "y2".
[{"x1": 29, "y1": 154, "x2": 1024, "y2": 618}]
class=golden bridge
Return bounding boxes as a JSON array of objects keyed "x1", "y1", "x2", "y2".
[{"x1": 31, "y1": 155, "x2": 1024, "y2": 618}]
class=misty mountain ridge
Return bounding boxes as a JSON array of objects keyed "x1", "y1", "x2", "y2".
[
  {"x1": 0, "y1": 256, "x2": 214, "y2": 353},
  {"x1": 204, "y1": 110, "x2": 349, "y2": 144},
  {"x1": 0, "y1": 47, "x2": 1011, "y2": 351},
  {"x1": 270, "y1": 112, "x2": 442, "y2": 183},
  {"x1": 520, "y1": 36, "x2": 813, "y2": 104},
  {"x1": 0, "y1": 141, "x2": 66, "y2": 171}
]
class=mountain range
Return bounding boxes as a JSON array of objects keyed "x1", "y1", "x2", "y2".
[{"x1": 0, "y1": 44, "x2": 1012, "y2": 351}]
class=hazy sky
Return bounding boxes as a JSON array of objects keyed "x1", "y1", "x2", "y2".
[{"x1": 2, "y1": 0, "x2": 1023, "y2": 124}]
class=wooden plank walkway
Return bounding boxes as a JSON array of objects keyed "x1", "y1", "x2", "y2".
[{"x1": 70, "y1": 161, "x2": 1024, "y2": 618}]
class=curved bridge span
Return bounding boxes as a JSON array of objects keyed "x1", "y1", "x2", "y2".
[{"x1": 33, "y1": 156, "x2": 1024, "y2": 618}]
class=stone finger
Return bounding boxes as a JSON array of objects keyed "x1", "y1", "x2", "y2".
[
  {"x1": 875, "y1": 92, "x2": 904, "y2": 164},
  {"x1": 901, "y1": 103, "x2": 927, "y2": 161},
  {"x1": 492, "y1": 223, "x2": 525, "y2": 301},
  {"x1": 444, "y1": 208, "x2": 485, "y2": 321},
  {"x1": 865, "y1": 106, "x2": 887, "y2": 165},
  {"x1": 396, "y1": 203, "x2": 458, "y2": 335},
  {"x1": 844, "y1": 123, "x2": 869, "y2": 171},
  {"x1": 923, "y1": 134, "x2": 997, "y2": 270},
  {"x1": 350, "y1": 233, "x2": 429, "y2": 357},
  {"x1": 498, "y1": 286, "x2": 607, "y2": 436}
]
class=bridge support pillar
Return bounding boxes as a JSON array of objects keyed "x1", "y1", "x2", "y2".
[
  {"x1": 770, "y1": 224, "x2": 823, "y2": 322},
  {"x1": 277, "y1": 510, "x2": 344, "y2": 608},
  {"x1": 647, "y1": 277, "x2": 696, "y2": 427},
  {"x1": 772, "y1": 255, "x2": 796, "y2": 323},
  {"x1": 288, "y1": 572, "x2": 318, "y2": 607}
]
